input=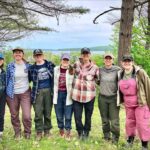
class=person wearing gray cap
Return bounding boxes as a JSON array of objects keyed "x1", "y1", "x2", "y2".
[
  {"x1": 98, "y1": 53, "x2": 120, "y2": 144},
  {"x1": 53, "y1": 53, "x2": 74, "y2": 140},
  {"x1": 0, "y1": 53, "x2": 6, "y2": 140},
  {"x1": 29, "y1": 49, "x2": 55, "y2": 140}
]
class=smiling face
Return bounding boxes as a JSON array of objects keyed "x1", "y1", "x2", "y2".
[
  {"x1": 104, "y1": 56, "x2": 114, "y2": 68},
  {"x1": 33, "y1": 54, "x2": 44, "y2": 64},
  {"x1": 121, "y1": 59, "x2": 133, "y2": 71},
  {"x1": 13, "y1": 50, "x2": 24, "y2": 61},
  {"x1": 61, "y1": 58, "x2": 70, "y2": 68},
  {"x1": 81, "y1": 52, "x2": 91, "y2": 62}
]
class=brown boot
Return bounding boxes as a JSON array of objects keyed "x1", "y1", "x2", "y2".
[
  {"x1": 24, "y1": 134, "x2": 30, "y2": 139},
  {"x1": 44, "y1": 130, "x2": 51, "y2": 139},
  {"x1": 59, "y1": 129, "x2": 65, "y2": 138},
  {"x1": 14, "y1": 132, "x2": 21, "y2": 140},
  {"x1": 65, "y1": 130, "x2": 71, "y2": 141},
  {"x1": 36, "y1": 132, "x2": 42, "y2": 141}
]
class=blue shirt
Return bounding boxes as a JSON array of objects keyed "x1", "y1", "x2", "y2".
[{"x1": 36, "y1": 62, "x2": 51, "y2": 89}]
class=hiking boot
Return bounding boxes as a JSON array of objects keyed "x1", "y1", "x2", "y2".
[
  {"x1": 65, "y1": 130, "x2": 71, "y2": 141},
  {"x1": 78, "y1": 131, "x2": 84, "y2": 140},
  {"x1": 82, "y1": 131, "x2": 89, "y2": 140},
  {"x1": 59, "y1": 129, "x2": 65, "y2": 138},
  {"x1": 24, "y1": 134, "x2": 30, "y2": 139},
  {"x1": 14, "y1": 132, "x2": 21, "y2": 140},
  {"x1": 103, "y1": 132, "x2": 111, "y2": 141},
  {"x1": 44, "y1": 130, "x2": 51, "y2": 138},
  {"x1": 125, "y1": 136, "x2": 134, "y2": 148},
  {"x1": 112, "y1": 134, "x2": 119, "y2": 145},
  {"x1": 141, "y1": 146, "x2": 148, "y2": 150},
  {"x1": 36, "y1": 132, "x2": 42, "y2": 141}
]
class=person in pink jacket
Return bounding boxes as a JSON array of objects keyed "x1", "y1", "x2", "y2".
[{"x1": 118, "y1": 55, "x2": 150, "y2": 150}]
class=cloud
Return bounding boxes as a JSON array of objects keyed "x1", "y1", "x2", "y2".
[{"x1": 9, "y1": 0, "x2": 121, "y2": 49}]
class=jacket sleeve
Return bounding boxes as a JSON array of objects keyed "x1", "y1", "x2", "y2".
[
  {"x1": 138, "y1": 69, "x2": 150, "y2": 109},
  {"x1": 6, "y1": 65, "x2": 10, "y2": 87}
]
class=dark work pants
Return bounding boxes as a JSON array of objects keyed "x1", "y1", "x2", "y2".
[
  {"x1": 73, "y1": 99, "x2": 95, "y2": 133},
  {"x1": 33, "y1": 88, "x2": 53, "y2": 132},
  {"x1": 98, "y1": 95, "x2": 120, "y2": 139},
  {"x1": 0, "y1": 91, "x2": 6, "y2": 132}
]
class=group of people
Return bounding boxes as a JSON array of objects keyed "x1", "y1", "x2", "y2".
[{"x1": 0, "y1": 47, "x2": 150, "y2": 150}]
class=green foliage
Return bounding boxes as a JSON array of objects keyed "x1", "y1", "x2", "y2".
[
  {"x1": 110, "y1": 18, "x2": 150, "y2": 75},
  {"x1": 131, "y1": 18, "x2": 150, "y2": 75}
]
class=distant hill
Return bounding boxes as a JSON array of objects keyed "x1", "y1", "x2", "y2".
[{"x1": 42, "y1": 45, "x2": 112, "y2": 51}]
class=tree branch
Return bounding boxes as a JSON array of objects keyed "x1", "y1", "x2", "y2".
[{"x1": 93, "y1": 7, "x2": 121, "y2": 24}]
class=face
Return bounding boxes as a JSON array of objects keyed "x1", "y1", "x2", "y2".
[
  {"x1": 61, "y1": 58, "x2": 70, "y2": 67},
  {"x1": 33, "y1": 54, "x2": 44, "y2": 63},
  {"x1": 0, "y1": 59, "x2": 4, "y2": 67},
  {"x1": 104, "y1": 56, "x2": 113, "y2": 67},
  {"x1": 121, "y1": 59, "x2": 133, "y2": 70},
  {"x1": 81, "y1": 52, "x2": 91, "y2": 62},
  {"x1": 13, "y1": 50, "x2": 24, "y2": 61}
]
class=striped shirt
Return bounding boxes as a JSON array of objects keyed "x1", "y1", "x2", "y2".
[{"x1": 71, "y1": 60, "x2": 99, "y2": 103}]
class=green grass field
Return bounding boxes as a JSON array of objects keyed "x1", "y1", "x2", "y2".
[{"x1": 0, "y1": 100, "x2": 148, "y2": 150}]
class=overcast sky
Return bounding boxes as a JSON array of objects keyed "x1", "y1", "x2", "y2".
[{"x1": 8, "y1": 0, "x2": 121, "y2": 49}]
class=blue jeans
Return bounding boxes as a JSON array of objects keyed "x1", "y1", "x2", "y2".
[{"x1": 54, "y1": 91, "x2": 73, "y2": 130}]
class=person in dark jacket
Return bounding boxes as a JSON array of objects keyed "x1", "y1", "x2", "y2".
[
  {"x1": 0, "y1": 53, "x2": 6, "y2": 141},
  {"x1": 29, "y1": 49, "x2": 55, "y2": 141}
]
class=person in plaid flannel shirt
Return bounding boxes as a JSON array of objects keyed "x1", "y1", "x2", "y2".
[{"x1": 71, "y1": 47, "x2": 99, "y2": 140}]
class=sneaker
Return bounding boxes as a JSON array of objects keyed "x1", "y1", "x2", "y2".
[
  {"x1": 59, "y1": 129, "x2": 65, "y2": 138},
  {"x1": 44, "y1": 130, "x2": 51, "y2": 139},
  {"x1": 65, "y1": 130, "x2": 71, "y2": 141},
  {"x1": 36, "y1": 132, "x2": 42, "y2": 141}
]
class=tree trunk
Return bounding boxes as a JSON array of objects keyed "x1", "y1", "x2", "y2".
[
  {"x1": 145, "y1": 0, "x2": 150, "y2": 50},
  {"x1": 118, "y1": 0, "x2": 135, "y2": 65}
]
